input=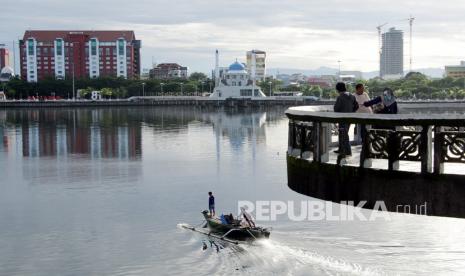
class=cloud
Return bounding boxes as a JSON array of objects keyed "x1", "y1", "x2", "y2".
[{"x1": 2, "y1": 0, "x2": 465, "y2": 73}]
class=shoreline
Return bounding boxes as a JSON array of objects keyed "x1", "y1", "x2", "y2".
[{"x1": 1, "y1": 97, "x2": 464, "y2": 109}]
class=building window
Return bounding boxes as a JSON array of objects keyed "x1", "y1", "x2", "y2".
[
  {"x1": 106, "y1": 48, "x2": 110, "y2": 55},
  {"x1": 44, "y1": 47, "x2": 49, "y2": 55},
  {"x1": 28, "y1": 39, "x2": 35, "y2": 55},
  {"x1": 91, "y1": 39, "x2": 97, "y2": 55},
  {"x1": 56, "y1": 39, "x2": 63, "y2": 56},
  {"x1": 118, "y1": 39, "x2": 124, "y2": 55}
]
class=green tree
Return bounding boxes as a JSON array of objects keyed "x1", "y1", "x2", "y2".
[
  {"x1": 189, "y1": 72, "x2": 208, "y2": 81},
  {"x1": 101, "y1": 87, "x2": 113, "y2": 98}
]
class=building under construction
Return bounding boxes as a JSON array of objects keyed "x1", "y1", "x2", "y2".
[{"x1": 380, "y1": 27, "x2": 404, "y2": 80}]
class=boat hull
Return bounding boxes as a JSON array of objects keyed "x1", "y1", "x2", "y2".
[{"x1": 202, "y1": 211, "x2": 270, "y2": 241}]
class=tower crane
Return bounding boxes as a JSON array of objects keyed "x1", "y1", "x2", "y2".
[
  {"x1": 406, "y1": 16, "x2": 415, "y2": 72},
  {"x1": 376, "y1": 22, "x2": 388, "y2": 56},
  {"x1": 377, "y1": 23, "x2": 388, "y2": 77}
]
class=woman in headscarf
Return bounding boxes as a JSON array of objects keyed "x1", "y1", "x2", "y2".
[{"x1": 363, "y1": 88, "x2": 398, "y2": 114}]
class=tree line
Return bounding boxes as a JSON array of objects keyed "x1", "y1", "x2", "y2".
[
  {"x1": 2, "y1": 72, "x2": 213, "y2": 99},
  {"x1": 298, "y1": 72, "x2": 465, "y2": 100},
  {"x1": 3, "y1": 71, "x2": 465, "y2": 100}
]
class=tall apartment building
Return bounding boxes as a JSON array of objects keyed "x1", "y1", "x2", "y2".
[
  {"x1": 246, "y1": 50, "x2": 266, "y2": 81},
  {"x1": 20, "y1": 30, "x2": 141, "y2": 82},
  {"x1": 0, "y1": 45, "x2": 9, "y2": 69},
  {"x1": 149, "y1": 63, "x2": 188, "y2": 80},
  {"x1": 380, "y1": 28, "x2": 403, "y2": 79}
]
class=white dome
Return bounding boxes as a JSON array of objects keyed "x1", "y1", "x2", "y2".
[{"x1": 0, "y1": 66, "x2": 14, "y2": 75}]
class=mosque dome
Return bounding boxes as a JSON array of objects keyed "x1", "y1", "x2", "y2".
[
  {"x1": 0, "y1": 66, "x2": 14, "y2": 82},
  {"x1": 0, "y1": 66, "x2": 14, "y2": 75},
  {"x1": 228, "y1": 61, "x2": 245, "y2": 71}
]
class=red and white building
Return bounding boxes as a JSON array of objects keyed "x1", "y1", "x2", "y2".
[
  {"x1": 149, "y1": 63, "x2": 188, "y2": 80},
  {"x1": 20, "y1": 30, "x2": 141, "y2": 82},
  {"x1": 0, "y1": 45, "x2": 9, "y2": 69}
]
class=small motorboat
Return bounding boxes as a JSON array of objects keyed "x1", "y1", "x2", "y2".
[
  {"x1": 203, "y1": 207, "x2": 271, "y2": 241},
  {"x1": 180, "y1": 207, "x2": 271, "y2": 244}
]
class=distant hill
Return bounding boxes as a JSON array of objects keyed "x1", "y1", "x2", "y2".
[{"x1": 267, "y1": 67, "x2": 445, "y2": 79}]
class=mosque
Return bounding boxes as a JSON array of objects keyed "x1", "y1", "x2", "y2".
[
  {"x1": 0, "y1": 66, "x2": 14, "y2": 82},
  {"x1": 209, "y1": 50, "x2": 266, "y2": 99}
]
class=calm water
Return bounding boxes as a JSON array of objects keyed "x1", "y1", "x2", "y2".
[{"x1": 1, "y1": 107, "x2": 464, "y2": 276}]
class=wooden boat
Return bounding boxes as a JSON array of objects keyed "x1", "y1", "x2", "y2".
[{"x1": 200, "y1": 210, "x2": 271, "y2": 241}]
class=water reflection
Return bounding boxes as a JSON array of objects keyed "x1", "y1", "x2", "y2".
[
  {"x1": 0, "y1": 107, "x2": 286, "y2": 162},
  {"x1": 208, "y1": 111, "x2": 267, "y2": 151},
  {"x1": 1, "y1": 109, "x2": 143, "y2": 159}
]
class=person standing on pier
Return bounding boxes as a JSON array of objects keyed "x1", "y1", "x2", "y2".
[
  {"x1": 334, "y1": 82, "x2": 358, "y2": 156},
  {"x1": 208, "y1": 192, "x2": 215, "y2": 217},
  {"x1": 353, "y1": 84, "x2": 372, "y2": 144}
]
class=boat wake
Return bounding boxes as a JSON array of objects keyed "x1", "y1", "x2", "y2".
[{"x1": 178, "y1": 223, "x2": 383, "y2": 275}]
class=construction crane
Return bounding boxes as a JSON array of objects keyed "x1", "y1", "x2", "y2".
[
  {"x1": 377, "y1": 16, "x2": 415, "y2": 75},
  {"x1": 376, "y1": 22, "x2": 388, "y2": 56},
  {"x1": 377, "y1": 23, "x2": 388, "y2": 77},
  {"x1": 407, "y1": 16, "x2": 415, "y2": 72}
]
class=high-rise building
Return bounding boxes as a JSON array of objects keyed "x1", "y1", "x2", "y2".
[
  {"x1": 380, "y1": 28, "x2": 403, "y2": 79},
  {"x1": 19, "y1": 30, "x2": 141, "y2": 82},
  {"x1": 246, "y1": 50, "x2": 266, "y2": 81},
  {"x1": 0, "y1": 45, "x2": 9, "y2": 69}
]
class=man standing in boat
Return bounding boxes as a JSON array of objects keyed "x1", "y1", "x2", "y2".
[{"x1": 208, "y1": 192, "x2": 215, "y2": 217}]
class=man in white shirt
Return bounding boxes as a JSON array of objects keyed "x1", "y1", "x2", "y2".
[{"x1": 353, "y1": 84, "x2": 372, "y2": 144}]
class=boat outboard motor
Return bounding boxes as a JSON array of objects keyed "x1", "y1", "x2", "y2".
[{"x1": 240, "y1": 207, "x2": 256, "y2": 228}]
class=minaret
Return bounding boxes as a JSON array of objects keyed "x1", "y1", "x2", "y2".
[{"x1": 215, "y1": 49, "x2": 219, "y2": 87}]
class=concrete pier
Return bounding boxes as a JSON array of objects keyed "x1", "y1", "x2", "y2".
[{"x1": 286, "y1": 104, "x2": 465, "y2": 218}]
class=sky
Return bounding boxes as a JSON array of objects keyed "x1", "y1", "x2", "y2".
[{"x1": 2, "y1": 0, "x2": 465, "y2": 74}]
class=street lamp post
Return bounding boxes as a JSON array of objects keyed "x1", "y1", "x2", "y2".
[
  {"x1": 142, "y1": 82, "x2": 146, "y2": 97},
  {"x1": 160, "y1": 83, "x2": 164, "y2": 96},
  {"x1": 337, "y1": 60, "x2": 341, "y2": 81},
  {"x1": 268, "y1": 81, "x2": 272, "y2": 97},
  {"x1": 180, "y1": 83, "x2": 184, "y2": 95}
]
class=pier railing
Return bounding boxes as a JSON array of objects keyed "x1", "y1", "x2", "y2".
[{"x1": 286, "y1": 104, "x2": 465, "y2": 174}]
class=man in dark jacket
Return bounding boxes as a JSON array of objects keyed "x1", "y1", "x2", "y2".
[{"x1": 333, "y1": 82, "x2": 358, "y2": 156}]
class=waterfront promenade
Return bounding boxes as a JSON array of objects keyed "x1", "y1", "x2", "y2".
[
  {"x1": 0, "y1": 96, "x2": 327, "y2": 108},
  {"x1": 1, "y1": 97, "x2": 464, "y2": 108},
  {"x1": 286, "y1": 103, "x2": 465, "y2": 218}
]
